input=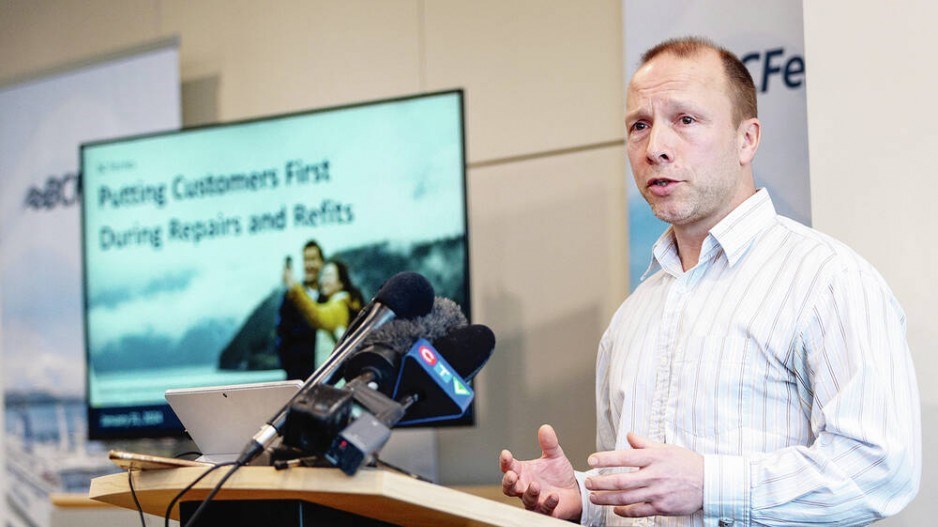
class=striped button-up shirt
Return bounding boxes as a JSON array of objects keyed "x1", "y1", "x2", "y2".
[{"x1": 577, "y1": 189, "x2": 920, "y2": 526}]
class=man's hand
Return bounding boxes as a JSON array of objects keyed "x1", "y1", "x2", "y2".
[
  {"x1": 585, "y1": 432, "x2": 703, "y2": 518},
  {"x1": 499, "y1": 424, "x2": 582, "y2": 520},
  {"x1": 282, "y1": 265, "x2": 296, "y2": 288}
]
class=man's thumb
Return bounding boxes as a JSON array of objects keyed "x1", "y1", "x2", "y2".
[{"x1": 538, "y1": 424, "x2": 563, "y2": 457}]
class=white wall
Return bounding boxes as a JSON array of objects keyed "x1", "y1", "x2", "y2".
[
  {"x1": 5, "y1": 0, "x2": 929, "y2": 523},
  {"x1": 0, "y1": 0, "x2": 626, "y2": 488},
  {"x1": 803, "y1": 1, "x2": 938, "y2": 523}
]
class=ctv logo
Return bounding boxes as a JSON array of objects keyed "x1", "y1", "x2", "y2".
[
  {"x1": 419, "y1": 345, "x2": 437, "y2": 366},
  {"x1": 434, "y1": 363, "x2": 453, "y2": 384}
]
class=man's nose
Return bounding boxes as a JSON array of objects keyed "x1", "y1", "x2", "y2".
[{"x1": 645, "y1": 124, "x2": 672, "y2": 164}]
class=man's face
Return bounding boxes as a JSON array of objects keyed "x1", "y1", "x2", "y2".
[
  {"x1": 302, "y1": 246, "x2": 324, "y2": 285},
  {"x1": 626, "y1": 50, "x2": 748, "y2": 233}
]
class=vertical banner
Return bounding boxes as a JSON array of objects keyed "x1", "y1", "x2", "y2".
[
  {"x1": 624, "y1": 1, "x2": 810, "y2": 289},
  {"x1": 0, "y1": 41, "x2": 180, "y2": 527}
]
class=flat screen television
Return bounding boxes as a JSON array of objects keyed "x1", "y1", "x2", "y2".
[{"x1": 81, "y1": 90, "x2": 469, "y2": 439}]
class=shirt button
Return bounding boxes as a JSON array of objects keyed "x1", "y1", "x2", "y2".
[{"x1": 718, "y1": 520, "x2": 734, "y2": 527}]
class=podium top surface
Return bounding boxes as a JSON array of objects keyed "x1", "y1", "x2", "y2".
[{"x1": 89, "y1": 466, "x2": 573, "y2": 527}]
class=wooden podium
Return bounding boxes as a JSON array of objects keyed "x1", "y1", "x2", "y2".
[{"x1": 89, "y1": 466, "x2": 573, "y2": 527}]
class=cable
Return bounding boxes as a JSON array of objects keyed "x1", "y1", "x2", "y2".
[
  {"x1": 180, "y1": 461, "x2": 245, "y2": 527},
  {"x1": 163, "y1": 462, "x2": 237, "y2": 527},
  {"x1": 128, "y1": 469, "x2": 147, "y2": 527},
  {"x1": 372, "y1": 456, "x2": 432, "y2": 483}
]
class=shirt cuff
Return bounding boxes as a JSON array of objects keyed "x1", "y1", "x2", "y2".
[
  {"x1": 703, "y1": 454, "x2": 750, "y2": 527},
  {"x1": 574, "y1": 469, "x2": 603, "y2": 526}
]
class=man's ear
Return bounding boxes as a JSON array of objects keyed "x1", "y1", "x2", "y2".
[{"x1": 738, "y1": 117, "x2": 761, "y2": 166}]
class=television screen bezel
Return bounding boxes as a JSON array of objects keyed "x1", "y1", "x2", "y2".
[{"x1": 80, "y1": 89, "x2": 471, "y2": 440}]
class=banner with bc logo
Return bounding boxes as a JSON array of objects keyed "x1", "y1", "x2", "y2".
[
  {"x1": 0, "y1": 41, "x2": 180, "y2": 527},
  {"x1": 623, "y1": 0, "x2": 809, "y2": 289}
]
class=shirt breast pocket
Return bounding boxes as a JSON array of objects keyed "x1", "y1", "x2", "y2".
[{"x1": 671, "y1": 336, "x2": 750, "y2": 439}]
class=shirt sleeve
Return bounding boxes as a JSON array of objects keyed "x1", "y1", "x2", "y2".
[
  {"x1": 575, "y1": 469, "x2": 603, "y2": 526},
  {"x1": 577, "y1": 327, "x2": 617, "y2": 526},
  {"x1": 285, "y1": 285, "x2": 350, "y2": 332},
  {"x1": 703, "y1": 266, "x2": 921, "y2": 526}
]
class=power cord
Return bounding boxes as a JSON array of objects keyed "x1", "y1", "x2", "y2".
[
  {"x1": 372, "y1": 456, "x2": 432, "y2": 483},
  {"x1": 124, "y1": 450, "x2": 207, "y2": 526},
  {"x1": 128, "y1": 468, "x2": 147, "y2": 527},
  {"x1": 163, "y1": 462, "x2": 237, "y2": 527},
  {"x1": 179, "y1": 461, "x2": 245, "y2": 527}
]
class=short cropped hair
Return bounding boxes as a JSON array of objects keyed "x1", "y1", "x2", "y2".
[
  {"x1": 640, "y1": 37, "x2": 757, "y2": 125},
  {"x1": 303, "y1": 239, "x2": 322, "y2": 255}
]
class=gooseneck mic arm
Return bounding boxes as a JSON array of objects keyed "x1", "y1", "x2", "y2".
[{"x1": 235, "y1": 271, "x2": 434, "y2": 466}]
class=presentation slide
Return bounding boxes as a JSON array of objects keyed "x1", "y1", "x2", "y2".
[{"x1": 81, "y1": 91, "x2": 468, "y2": 438}]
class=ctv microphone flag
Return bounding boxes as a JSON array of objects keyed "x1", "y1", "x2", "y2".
[{"x1": 392, "y1": 338, "x2": 473, "y2": 425}]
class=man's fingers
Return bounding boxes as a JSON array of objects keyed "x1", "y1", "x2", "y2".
[
  {"x1": 521, "y1": 481, "x2": 541, "y2": 510},
  {"x1": 499, "y1": 449, "x2": 520, "y2": 474},
  {"x1": 537, "y1": 424, "x2": 564, "y2": 458},
  {"x1": 626, "y1": 432, "x2": 663, "y2": 449},
  {"x1": 588, "y1": 449, "x2": 655, "y2": 469},
  {"x1": 501, "y1": 470, "x2": 522, "y2": 497},
  {"x1": 540, "y1": 493, "x2": 560, "y2": 515},
  {"x1": 614, "y1": 502, "x2": 658, "y2": 518},
  {"x1": 588, "y1": 488, "x2": 653, "y2": 506},
  {"x1": 510, "y1": 479, "x2": 559, "y2": 516},
  {"x1": 585, "y1": 432, "x2": 664, "y2": 469},
  {"x1": 584, "y1": 472, "x2": 644, "y2": 492}
]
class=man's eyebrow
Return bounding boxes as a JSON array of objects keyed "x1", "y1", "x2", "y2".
[
  {"x1": 625, "y1": 108, "x2": 649, "y2": 123},
  {"x1": 626, "y1": 100, "x2": 707, "y2": 122},
  {"x1": 670, "y1": 100, "x2": 704, "y2": 115}
]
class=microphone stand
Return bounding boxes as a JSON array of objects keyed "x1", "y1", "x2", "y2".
[{"x1": 238, "y1": 305, "x2": 395, "y2": 465}]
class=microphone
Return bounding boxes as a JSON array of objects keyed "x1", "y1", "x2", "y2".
[
  {"x1": 282, "y1": 297, "x2": 468, "y2": 461},
  {"x1": 332, "y1": 272, "x2": 437, "y2": 350},
  {"x1": 317, "y1": 303, "x2": 475, "y2": 475},
  {"x1": 361, "y1": 296, "x2": 467, "y2": 352},
  {"x1": 340, "y1": 297, "x2": 468, "y2": 394},
  {"x1": 309, "y1": 272, "x2": 435, "y2": 387},
  {"x1": 320, "y1": 336, "x2": 472, "y2": 475},
  {"x1": 431, "y1": 324, "x2": 496, "y2": 382},
  {"x1": 237, "y1": 272, "x2": 434, "y2": 466},
  {"x1": 391, "y1": 323, "x2": 496, "y2": 426}
]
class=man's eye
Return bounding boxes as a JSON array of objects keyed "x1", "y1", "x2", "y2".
[
  {"x1": 632, "y1": 122, "x2": 647, "y2": 132},
  {"x1": 680, "y1": 116, "x2": 695, "y2": 125}
]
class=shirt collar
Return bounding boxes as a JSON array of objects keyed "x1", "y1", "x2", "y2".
[
  {"x1": 640, "y1": 189, "x2": 778, "y2": 281},
  {"x1": 642, "y1": 226, "x2": 677, "y2": 280},
  {"x1": 709, "y1": 188, "x2": 777, "y2": 266}
]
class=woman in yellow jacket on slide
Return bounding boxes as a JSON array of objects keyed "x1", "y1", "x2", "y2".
[{"x1": 284, "y1": 259, "x2": 364, "y2": 365}]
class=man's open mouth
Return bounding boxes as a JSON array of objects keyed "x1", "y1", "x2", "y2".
[{"x1": 649, "y1": 178, "x2": 676, "y2": 187}]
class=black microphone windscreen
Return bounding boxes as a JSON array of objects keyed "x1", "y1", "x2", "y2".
[
  {"x1": 432, "y1": 324, "x2": 496, "y2": 381},
  {"x1": 362, "y1": 297, "x2": 467, "y2": 354},
  {"x1": 417, "y1": 297, "x2": 467, "y2": 339},
  {"x1": 374, "y1": 272, "x2": 434, "y2": 319}
]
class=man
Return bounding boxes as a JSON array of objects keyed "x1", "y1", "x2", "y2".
[
  {"x1": 277, "y1": 239, "x2": 325, "y2": 380},
  {"x1": 500, "y1": 37, "x2": 920, "y2": 526}
]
